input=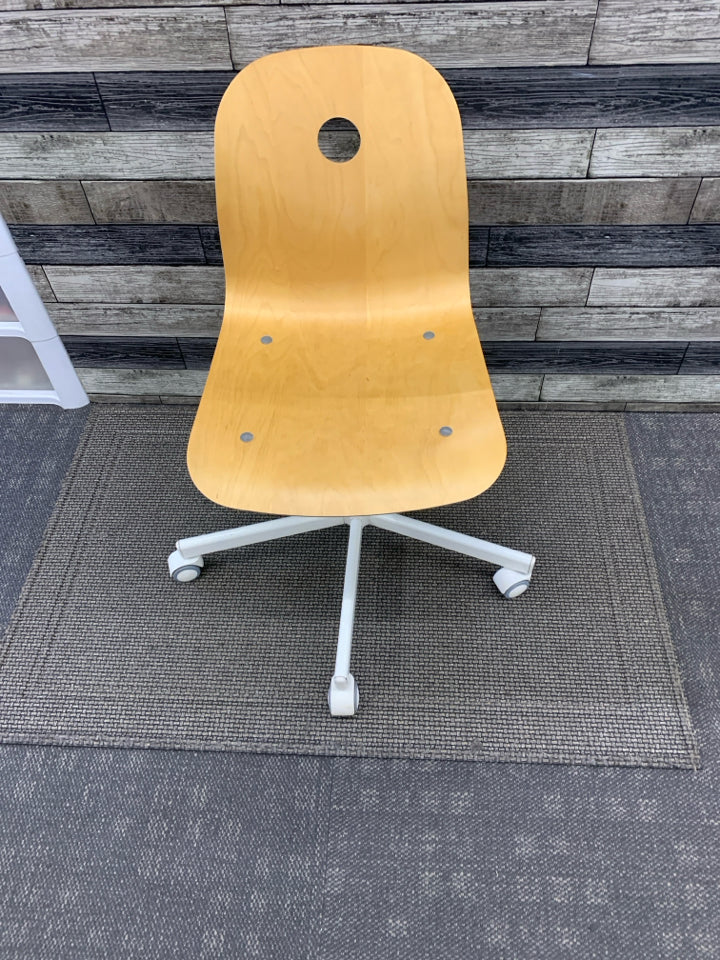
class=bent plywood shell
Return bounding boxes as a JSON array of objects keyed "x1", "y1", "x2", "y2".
[{"x1": 188, "y1": 45, "x2": 506, "y2": 517}]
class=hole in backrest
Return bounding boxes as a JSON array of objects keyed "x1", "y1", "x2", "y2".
[{"x1": 318, "y1": 117, "x2": 361, "y2": 163}]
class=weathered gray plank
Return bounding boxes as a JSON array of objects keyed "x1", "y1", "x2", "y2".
[
  {"x1": 0, "y1": 179, "x2": 93, "y2": 223},
  {"x1": 468, "y1": 178, "x2": 700, "y2": 224},
  {"x1": 541, "y1": 374, "x2": 720, "y2": 402},
  {"x1": 44, "y1": 265, "x2": 225, "y2": 304},
  {"x1": 690, "y1": 179, "x2": 720, "y2": 223},
  {"x1": 27, "y1": 265, "x2": 55, "y2": 301},
  {"x1": 3, "y1": 1, "x2": 271, "y2": 7},
  {"x1": 226, "y1": 3, "x2": 597, "y2": 69},
  {"x1": 464, "y1": 130, "x2": 592, "y2": 178},
  {"x1": 590, "y1": 0, "x2": 720, "y2": 65},
  {"x1": 474, "y1": 308, "x2": 539, "y2": 341},
  {"x1": 590, "y1": 128, "x2": 720, "y2": 178},
  {"x1": 83, "y1": 180, "x2": 216, "y2": 224},
  {"x1": 47, "y1": 304, "x2": 223, "y2": 337},
  {"x1": 488, "y1": 373, "x2": 543, "y2": 401},
  {"x1": 588, "y1": 268, "x2": 720, "y2": 306},
  {"x1": 470, "y1": 267, "x2": 592, "y2": 306},
  {"x1": 0, "y1": 133, "x2": 213, "y2": 179},
  {"x1": 538, "y1": 307, "x2": 720, "y2": 341},
  {"x1": 77, "y1": 368, "x2": 208, "y2": 396},
  {"x1": 0, "y1": 10, "x2": 232, "y2": 72}
]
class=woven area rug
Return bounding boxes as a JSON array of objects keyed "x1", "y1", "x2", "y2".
[{"x1": 0, "y1": 406, "x2": 698, "y2": 767}]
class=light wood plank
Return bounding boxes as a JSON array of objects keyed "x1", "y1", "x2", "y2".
[
  {"x1": 471, "y1": 267, "x2": 592, "y2": 306},
  {"x1": 488, "y1": 373, "x2": 543, "y2": 401},
  {"x1": 27, "y1": 265, "x2": 55, "y2": 301},
  {"x1": 0, "y1": 133, "x2": 213, "y2": 179},
  {"x1": 542, "y1": 374, "x2": 720, "y2": 402},
  {"x1": 590, "y1": 0, "x2": 720, "y2": 65},
  {"x1": 690, "y1": 179, "x2": 720, "y2": 223},
  {"x1": 48, "y1": 303, "x2": 223, "y2": 337},
  {"x1": 0, "y1": 179, "x2": 93, "y2": 223},
  {"x1": 474, "y1": 308, "x2": 539, "y2": 341},
  {"x1": 464, "y1": 130, "x2": 592, "y2": 178},
  {"x1": 44, "y1": 265, "x2": 225, "y2": 304},
  {"x1": 0, "y1": 9, "x2": 232, "y2": 72},
  {"x1": 590, "y1": 128, "x2": 720, "y2": 178},
  {"x1": 77, "y1": 368, "x2": 208, "y2": 396},
  {"x1": 83, "y1": 180, "x2": 216, "y2": 224},
  {"x1": 468, "y1": 178, "x2": 699, "y2": 224},
  {"x1": 538, "y1": 307, "x2": 720, "y2": 341},
  {"x1": 226, "y1": 3, "x2": 597, "y2": 69},
  {"x1": 588, "y1": 268, "x2": 720, "y2": 306}
]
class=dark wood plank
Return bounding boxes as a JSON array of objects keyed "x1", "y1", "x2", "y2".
[
  {"x1": 9, "y1": 225, "x2": 206, "y2": 265},
  {"x1": 0, "y1": 180, "x2": 94, "y2": 224},
  {"x1": 442, "y1": 64, "x2": 720, "y2": 129},
  {"x1": 0, "y1": 73, "x2": 107, "y2": 131},
  {"x1": 487, "y1": 226, "x2": 720, "y2": 267},
  {"x1": 482, "y1": 341, "x2": 686, "y2": 373},
  {"x1": 178, "y1": 337, "x2": 218, "y2": 369},
  {"x1": 679, "y1": 342, "x2": 720, "y2": 373},
  {"x1": 199, "y1": 226, "x2": 222, "y2": 265},
  {"x1": 61, "y1": 335, "x2": 184, "y2": 368},
  {"x1": 469, "y1": 228, "x2": 489, "y2": 267},
  {"x1": 95, "y1": 71, "x2": 234, "y2": 131},
  {"x1": 82, "y1": 180, "x2": 216, "y2": 224}
]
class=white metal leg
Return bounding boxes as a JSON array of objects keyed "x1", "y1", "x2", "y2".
[
  {"x1": 176, "y1": 514, "x2": 345, "y2": 560},
  {"x1": 328, "y1": 517, "x2": 365, "y2": 716},
  {"x1": 368, "y1": 513, "x2": 535, "y2": 576}
]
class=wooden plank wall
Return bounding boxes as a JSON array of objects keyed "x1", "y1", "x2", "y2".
[{"x1": 1, "y1": 0, "x2": 720, "y2": 407}]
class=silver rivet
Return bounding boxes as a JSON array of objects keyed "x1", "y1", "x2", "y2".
[
  {"x1": 439, "y1": 426, "x2": 453, "y2": 437},
  {"x1": 241, "y1": 432, "x2": 254, "y2": 442},
  {"x1": 423, "y1": 331, "x2": 435, "y2": 340},
  {"x1": 260, "y1": 335, "x2": 273, "y2": 344}
]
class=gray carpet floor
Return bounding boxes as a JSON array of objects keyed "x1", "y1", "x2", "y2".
[{"x1": 0, "y1": 407, "x2": 718, "y2": 959}]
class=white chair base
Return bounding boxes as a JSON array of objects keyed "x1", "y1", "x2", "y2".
[{"x1": 168, "y1": 513, "x2": 536, "y2": 717}]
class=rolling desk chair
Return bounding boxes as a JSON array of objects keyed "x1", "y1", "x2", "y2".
[{"x1": 167, "y1": 45, "x2": 536, "y2": 716}]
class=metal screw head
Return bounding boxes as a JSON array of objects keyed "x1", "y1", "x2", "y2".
[
  {"x1": 240, "y1": 432, "x2": 254, "y2": 443},
  {"x1": 423, "y1": 331, "x2": 435, "y2": 340},
  {"x1": 439, "y1": 426, "x2": 453, "y2": 437},
  {"x1": 260, "y1": 335, "x2": 273, "y2": 344}
]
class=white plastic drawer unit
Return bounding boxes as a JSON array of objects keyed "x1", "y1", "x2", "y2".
[{"x1": 0, "y1": 216, "x2": 88, "y2": 408}]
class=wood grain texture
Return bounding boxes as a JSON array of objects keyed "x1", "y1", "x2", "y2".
[
  {"x1": 463, "y1": 129, "x2": 592, "y2": 178},
  {"x1": 690, "y1": 179, "x2": 720, "y2": 223},
  {"x1": 0, "y1": 133, "x2": 214, "y2": 179},
  {"x1": 470, "y1": 267, "x2": 592, "y2": 306},
  {"x1": 3, "y1": 1, "x2": 272, "y2": 7},
  {"x1": 541, "y1": 374, "x2": 720, "y2": 402},
  {"x1": 538, "y1": 308, "x2": 720, "y2": 341},
  {"x1": 82, "y1": 180, "x2": 216, "y2": 224},
  {"x1": 590, "y1": 128, "x2": 720, "y2": 178},
  {"x1": 196, "y1": 44, "x2": 507, "y2": 517},
  {"x1": 178, "y1": 337, "x2": 217, "y2": 369},
  {"x1": 44, "y1": 265, "x2": 225, "y2": 304},
  {"x1": 0, "y1": 179, "x2": 93, "y2": 224},
  {"x1": 47, "y1": 304, "x2": 223, "y2": 337},
  {"x1": 588, "y1": 268, "x2": 720, "y2": 306},
  {"x1": 225, "y1": 3, "x2": 598, "y2": 69},
  {"x1": 473, "y1": 308, "x2": 539, "y2": 341},
  {"x1": 96, "y1": 71, "x2": 234, "y2": 131},
  {"x1": 62, "y1": 334, "x2": 184, "y2": 368},
  {"x1": 27, "y1": 265, "x2": 55, "y2": 301},
  {"x1": 468, "y1": 178, "x2": 699, "y2": 224},
  {"x1": 590, "y1": 0, "x2": 720, "y2": 64},
  {"x1": 488, "y1": 225, "x2": 720, "y2": 267},
  {"x1": 10, "y1": 225, "x2": 206, "y2": 265},
  {"x1": 0, "y1": 9, "x2": 233, "y2": 72},
  {"x1": 680, "y1": 342, "x2": 720, "y2": 372},
  {"x1": 0, "y1": 73, "x2": 107, "y2": 131},
  {"x1": 77, "y1": 368, "x2": 208, "y2": 396},
  {"x1": 443, "y1": 64, "x2": 720, "y2": 129},
  {"x1": 488, "y1": 373, "x2": 542, "y2": 401},
  {"x1": 483, "y1": 341, "x2": 685, "y2": 373}
]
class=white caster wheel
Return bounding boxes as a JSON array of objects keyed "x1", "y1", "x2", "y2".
[
  {"x1": 168, "y1": 549, "x2": 204, "y2": 582},
  {"x1": 328, "y1": 674, "x2": 359, "y2": 717},
  {"x1": 493, "y1": 566, "x2": 531, "y2": 599}
]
